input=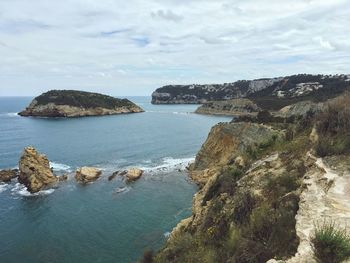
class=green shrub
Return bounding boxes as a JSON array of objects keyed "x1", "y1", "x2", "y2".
[
  {"x1": 202, "y1": 167, "x2": 243, "y2": 204},
  {"x1": 311, "y1": 221, "x2": 350, "y2": 263},
  {"x1": 233, "y1": 191, "x2": 256, "y2": 225},
  {"x1": 316, "y1": 92, "x2": 350, "y2": 156}
]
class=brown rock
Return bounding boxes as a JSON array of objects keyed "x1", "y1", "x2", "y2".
[
  {"x1": 0, "y1": 169, "x2": 19, "y2": 182},
  {"x1": 18, "y1": 147, "x2": 57, "y2": 193},
  {"x1": 126, "y1": 168, "x2": 144, "y2": 182},
  {"x1": 75, "y1": 167, "x2": 101, "y2": 183}
]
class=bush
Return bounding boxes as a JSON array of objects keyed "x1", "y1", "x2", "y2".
[
  {"x1": 202, "y1": 167, "x2": 243, "y2": 204},
  {"x1": 316, "y1": 92, "x2": 350, "y2": 156},
  {"x1": 311, "y1": 221, "x2": 350, "y2": 263}
]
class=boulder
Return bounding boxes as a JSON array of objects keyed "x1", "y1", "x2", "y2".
[
  {"x1": 18, "y1": 147, "x2": 57, "y2": 193},
  {"x1": 0, "y1": 169, "x2": 19, "y2": 183},
  {"x1": 126, "y1": 168, "x2": 144, "y2": 182},
  {"x1": 75, "y1": 167, "x2": 101, "y2": 183},
  {"x1": 108, "y1": 171, "x2": 119, "y2": 181}
]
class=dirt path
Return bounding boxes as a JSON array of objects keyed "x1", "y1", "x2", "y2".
[{"x1": 269, "y1": 153, "x2": 350, "y2": 263}]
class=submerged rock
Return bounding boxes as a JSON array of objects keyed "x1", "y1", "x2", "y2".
[
  {"x1": 75, "y1": 167, "x2": 102, "y2": 183},
  {"x1": 18, "y1": 147, "x2": 57, "y2": 193},
  {"x1": 0, "y1": 169, "x2": 19, "y2": 183}
]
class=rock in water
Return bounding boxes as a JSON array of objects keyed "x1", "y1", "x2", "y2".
[
  {"x1": 18, "y1": 90, "x2": 144, "y2": 118},
  {"x1": 75, "y1": 167, "x2": 102, "y2": 183},
  {"x1": 126, "y1": 168, "x2": 144, "y2": 182},
  {"x1": 18, "y1": 147, "x2": 57, "y2": 193},
  {"x1": 0, "y1": 169, "x2": 19, "y2": 183}
]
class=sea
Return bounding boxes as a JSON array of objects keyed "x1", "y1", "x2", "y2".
[{"x1": 0, "y1": 96, "x2": 231, "y2": 263}]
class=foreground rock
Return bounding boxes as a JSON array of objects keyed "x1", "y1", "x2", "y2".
[
  {"x1": 19, "y1": 90, "x2": 144, "y2": 118},
  {"x1": 75, "y1": 167, "x2": 102, "y2": 183},
  {"x1": 195, "y1": 99, "x2": 260, "y2": 116},
  {"x1": 18, "y1": 147, "x2": 57, "y2": 193},
  {"x1": 0, "y1": 169, "x2": 19, "y2": 182}
]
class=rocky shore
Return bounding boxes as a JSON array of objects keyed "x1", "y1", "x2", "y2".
[
  {"x1": 195, "y1": 98, "x2": 260, "y2": 116},
  {"x1": 150, "y1": 92, "x2": 350, "y2": 262},
  {"x1": 19, "y1": 90, "x2": 144, "y2": 118},
  {"x1": 0, "y1": 146, "x2": 145, "y2": 193}
]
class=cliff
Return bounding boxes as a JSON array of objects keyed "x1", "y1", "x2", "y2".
[
  {"x1": 195, "y1": 99, "x2": 260, "y2": 116},
  {"x1": 19, "y1": 90, "x2": 144, "y2": 117},
  {"x1": 149, "y1": 92, "x2": 350, "y2": 262},
  {"x1": 151, "y1": 74, "x2": 350, "y2": 110}
]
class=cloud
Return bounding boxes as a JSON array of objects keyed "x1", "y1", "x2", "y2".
[
  {"x1": 151, "y1": 9, "x2": 183, "y2": 22},
  {"x1": 0, "y1": 0, "x2": 349, "y2": 96}
]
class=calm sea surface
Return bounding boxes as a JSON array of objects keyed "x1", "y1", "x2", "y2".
[{"x1": 0, "y1": 96, "x2": 231, "y2": 263}]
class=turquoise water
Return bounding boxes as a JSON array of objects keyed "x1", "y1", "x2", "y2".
[{"x1": 0, "y1": 96, "x2": 231, "y2": 263}]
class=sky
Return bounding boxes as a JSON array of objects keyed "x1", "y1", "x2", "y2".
[{"x1": 0, "y1": 0, "x2": 349, "y2": 96}]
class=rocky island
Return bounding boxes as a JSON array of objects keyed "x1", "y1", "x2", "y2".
[{"x1": 19, "y1": 90, "x2": 144, "y2": 118}]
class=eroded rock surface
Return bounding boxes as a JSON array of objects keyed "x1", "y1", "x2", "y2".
[
  {"x1": 75, "y1": 167, "x2": 102, "y2": 183},
  {"x1": 18, "y1": 147, "x2": 57, "y2": 193}
]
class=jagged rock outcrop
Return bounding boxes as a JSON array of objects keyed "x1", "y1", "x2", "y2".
[
  {"x1": 189, "y1": 122, "x2": 281, "y2": 186},
  {"x1": 0, "y1": 169, "x2": 19, "y2": 182},
  {"x1": 126, "y1": 168, "x2": 144, "y2": 182},
  {"x1": 276, "y1": 101, "x2": 325, "y2": 118},
  {"x1": 75, "y1": 167, "x2": 102, "y2": 183},
  {"x1": 18, "y1": 147, "x2": 57, "y2": 193},
  {"x1": 19, "y1": 90, "x2": 144, "y2": 118},
  {"x1": 195, "y1": 99, "x2": 260, "y2": 116},
  {"x1": 152, "y1": 74, "x2": 350, "y2": 109}
]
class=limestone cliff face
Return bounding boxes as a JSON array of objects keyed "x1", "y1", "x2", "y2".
[
  {"x1": 152, "y1": 74, "x2": 350, "y2": 106},
  {"x1": 195, "y1": 99, "x2": 260, "y2": 116},
  {"x1": 155, "y1": 121, "x2": 309, "y2": 262},
  {"x1": 189, "y1": 122, "x2": 281, "y2": 186},
  {"x1": 18, "y1": 147, "x2": 57, "y2": 193},
  {"x1": 19, "y1": 90, "x2": 144, "y2": 118}
]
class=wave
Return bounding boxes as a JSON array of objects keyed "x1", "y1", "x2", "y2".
[
  {"x1": 0, "y1": 112, "x2": 19, "y2": 118},
  {"x1": 50, "y1": 162, "x2": 72, "y2": 172},
  {"x1": 146, "y1": 110, "x2": 192, "y2": 115},
  {"x1": 140, "y1": 156, "x2": 195, "y2": 173},
  {"x1": 10, "y1": 183, "x2": 55, "y2": 197}
]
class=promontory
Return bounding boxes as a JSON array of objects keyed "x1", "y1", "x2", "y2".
[{"x1": 19, "y1": 90, "x2": 144, "y2": 118}]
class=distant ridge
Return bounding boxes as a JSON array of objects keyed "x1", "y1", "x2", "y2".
[{"x1": 151, "y1": 74, "x2": 350, "y2": 110}]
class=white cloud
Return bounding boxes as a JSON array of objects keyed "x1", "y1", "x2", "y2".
[{"x1": 0, "y1": 0, "x2": 349, "y2": 96}]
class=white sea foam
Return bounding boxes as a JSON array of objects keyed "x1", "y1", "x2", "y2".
[
  {"x1": 164, "y1": 232, "x2": 171, "y2": 238},
  {"x1": 141, "y1": 157, "x2": 195, "y2": 173},
  {"x1": 50, "y1": 162, "x2": 72, "y2": 172},
  {"x1": 146, "y1": 110, "x2": 192, "y2": 115},
  {"x1": 0, "y1": 112, "x2": 19, "y2": 117},
  {"x1": 11, "y1": 183, "x2": 55, "y2": 197}
]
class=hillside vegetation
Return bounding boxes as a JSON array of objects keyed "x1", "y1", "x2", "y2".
[{"x1": 143, "y1": 92, "x2": 350, "y2": 263}]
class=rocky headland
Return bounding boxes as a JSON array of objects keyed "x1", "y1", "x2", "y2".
[
  {"x1": 195, "y1": 98, "x2": 260, "y2": 116},
  {"x1": 149, "y1": 92, "x2": 350, "y2": 262},
  {"x1": 19, "y1": 90, "x2": 144, "y2": 118},
  {"x1": 151, "y1": 74, "x2": 350, "y2": 109}
]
